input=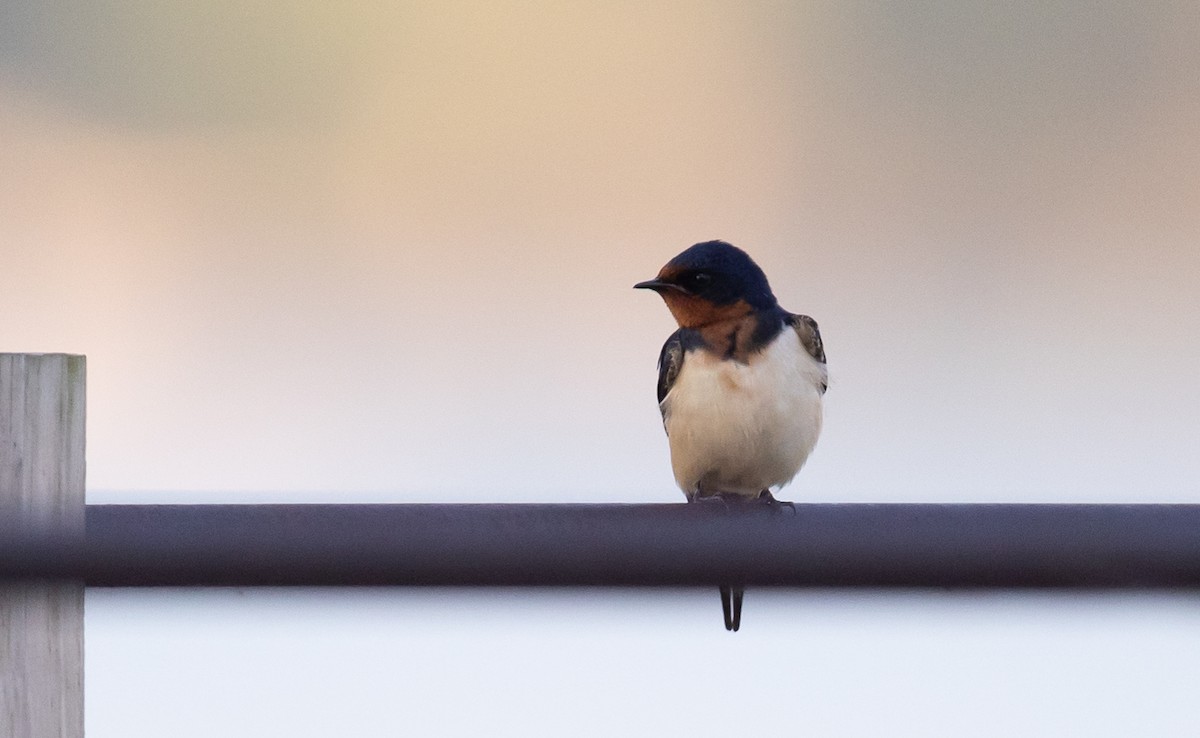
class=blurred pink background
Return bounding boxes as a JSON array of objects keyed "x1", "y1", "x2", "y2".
[{"x1": 4, "y1": 3, "x2": 1199, "y2": 735}]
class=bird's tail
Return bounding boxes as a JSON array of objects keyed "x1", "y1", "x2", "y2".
[{"x1": 719, "y1": 584, "x2": 744, "y2": 632}]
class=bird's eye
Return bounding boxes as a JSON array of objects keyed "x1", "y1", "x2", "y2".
[{"x1": 688, "y1": 272, "x2": 713, "y2": 290}]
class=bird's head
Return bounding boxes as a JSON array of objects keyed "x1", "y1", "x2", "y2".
[{"x1": 634, "y1": 240, "x2": 777, "y2": 329}]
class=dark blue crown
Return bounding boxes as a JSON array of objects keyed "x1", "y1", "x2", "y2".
[{"x1": 666, "y1": 240, "x2": 777, "y2": 309}]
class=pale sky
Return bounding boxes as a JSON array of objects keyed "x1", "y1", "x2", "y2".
[{"x1": 3, "y1": 1, "x2": 1200, "y2": 735}]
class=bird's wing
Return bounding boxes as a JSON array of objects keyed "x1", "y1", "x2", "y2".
[
  {"x1": 786, "y1": 313, "x2": 827, "y2": 393},
  {"x1": 656, "y1": 329, "x2": 686, "y2": 410}
]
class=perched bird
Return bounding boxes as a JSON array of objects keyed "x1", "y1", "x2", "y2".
[{"x1": 635, "y1": 240, "x2": 828, "y2": 631}]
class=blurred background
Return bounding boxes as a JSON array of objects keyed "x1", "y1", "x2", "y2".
[{"x1": 3, "y1": 1, "x2": 1199, "y2": 735}]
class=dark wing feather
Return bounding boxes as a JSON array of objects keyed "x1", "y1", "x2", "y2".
[
  {"x1": 656, "y1": 329, "x2": 686, "y2": 408},
  {"x1": 786, "y1": 313, "x2": 827, "y2": 393}
]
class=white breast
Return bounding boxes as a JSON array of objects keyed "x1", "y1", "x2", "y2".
[{"x1": 662, "y1": 330, "x2": 826, "y2": 498}]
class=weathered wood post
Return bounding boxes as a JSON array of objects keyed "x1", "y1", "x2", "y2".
[{"x1": 1, "y1": 354, "x2": 85, "y2": 738}]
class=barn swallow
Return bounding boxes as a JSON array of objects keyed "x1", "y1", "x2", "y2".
[{"x1": 635, "y1": 240, "x2": 828, "y2": 631}]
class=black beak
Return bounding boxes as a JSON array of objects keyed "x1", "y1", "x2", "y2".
[{"x1": 634, "y1": 279, "x2": 686, "y2": 294}]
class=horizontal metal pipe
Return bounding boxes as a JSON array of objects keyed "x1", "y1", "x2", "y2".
[{"x1": 2, "y1": 503, "x2": 1199, "y2": 588}]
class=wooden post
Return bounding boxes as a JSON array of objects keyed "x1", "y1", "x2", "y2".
[{"x1": 1, "y1": 354, "x2": 85, "y2": 738}]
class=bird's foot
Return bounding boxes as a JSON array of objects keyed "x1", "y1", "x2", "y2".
[
  {"x1": 757, "y1": 489, "x2": 797, "y2": 515},
  {"x1": 686, "y1": 490, "x2": 729, "y2": 506}
]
